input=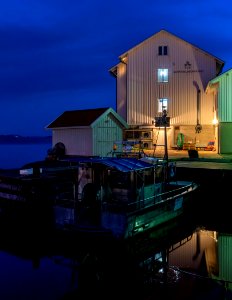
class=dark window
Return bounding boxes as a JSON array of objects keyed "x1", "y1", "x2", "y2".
[
  {"x1": 163, "y1": 46, "x2": 168, "y2": 55},
  {"x1": 158, "y1": 46, "x2": 168, "y2": 56}
]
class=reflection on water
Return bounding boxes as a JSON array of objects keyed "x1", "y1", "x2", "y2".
[{"x1": 0, "y1": 200, "x2": 232, "y2": 299}]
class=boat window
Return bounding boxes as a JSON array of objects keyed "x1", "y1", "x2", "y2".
[
  {"x1": 136, "y1": 170, "x2": 144, "y2": 188},
  {"x1": 109, "y1": 170, "x2": 130, "y2": 189},
  {"x1": 144, "y1": 168, "x2": 155, "y2": 185},
  {"x1": 155, "y1": 165, "x2": 164, "y2": 183}
]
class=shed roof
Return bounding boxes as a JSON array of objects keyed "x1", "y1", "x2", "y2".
[
  {"x1": 207, "y1": 67, "x2": 232, "y2": 86},
  {"x1": 46, "y1": 107, "x2": 128, "y2": 129},
  {"x1": 206, "y1": 68, "x2": 232, "y2": 95}
]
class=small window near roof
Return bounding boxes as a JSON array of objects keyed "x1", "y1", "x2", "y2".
[
  {"x1": 163, "y1": 46, "x2": 168, "y2": 55},
  {"x1": 158, "y1": 46, "x2": 168, "y2": 55}
]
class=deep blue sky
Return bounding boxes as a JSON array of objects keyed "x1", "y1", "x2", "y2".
[{"x1": 1, "y1": 0, "x2": 232, "y2": 136}]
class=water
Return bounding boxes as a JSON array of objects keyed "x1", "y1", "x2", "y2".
[
  {"x1": 0, "y1": 202, "x2": 231, "y2": 300},
  {"x1": 0, "y1": 143, "x2": 232, "y2": 299},
  {"x1": 0, "y1": 252, "x2": 75, "y2": 300},
  {"x1": 0, "y1": 143, "x2": 51, "y2": 169}
]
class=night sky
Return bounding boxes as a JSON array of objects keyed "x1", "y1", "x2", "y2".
[{"x1": 1, "y1": 0, "x2": 232, "y2": 136}]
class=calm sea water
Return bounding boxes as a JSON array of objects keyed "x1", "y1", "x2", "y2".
[
  {"x1": 0, "y1": 143, "x2": 51, "y2": 169},
  {"x1": 0, "y1": 251, "x2": 76, "y2": 300},
  {"x1": 0, "y1": 143, "x2": 76, "y2": 299},
  {"x1": 0, "y1": 143, "x2": 231, "y2": 299}
]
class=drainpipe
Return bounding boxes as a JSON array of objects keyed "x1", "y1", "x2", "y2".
[{"x1": 193, "y1": 81, "x2": 202, "y2": 133}]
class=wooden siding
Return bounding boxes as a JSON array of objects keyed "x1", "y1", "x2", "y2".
[
  {"x1": 218, "y1": 234, "x2": 232, "y2": 287},
  {"x1": 206, "y1": 70, "x2": 232, "y2": 153},
  {"x1": 93, "y1": 113, "x2": 124, "y2": 156},
  {"x1": 52, "y1": 128, "x2": 93, "y2": 156},
  {"x1": 48, "y1": 108, "x2": 127, "y2": 157},
  {"x1": 116, "y1": 63, "x2": 127, "y2": 120},
  {"x1": 117, "y1": 31, "x2": 218, "y2": 127},
  {"x1": 219, "y1": 123, "x2": 232, "y2": 153},
  {"x1": 209, "y1": 70, "x2": 232, "y2": 122}
]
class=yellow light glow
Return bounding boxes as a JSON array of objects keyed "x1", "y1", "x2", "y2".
[{"x1": 212, "y1": 118, "x2": 218, "y2": 125}]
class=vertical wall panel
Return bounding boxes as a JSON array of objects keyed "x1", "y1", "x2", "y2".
[
  {"x1": 117, "y1": 63, "x2": 127, "y2": 120},
  {"x1": 53, "y1": 128, "x2": 92, "y2": 156},
  {"x1": 218, "y1": 234, "x2": 232, "y2": 287},
  {"x1": 93, "y1": 112, "x2": 123, "y2": 156},
  {"x1": 207, "y1": 69, "x2": 232, "y2": 153}
]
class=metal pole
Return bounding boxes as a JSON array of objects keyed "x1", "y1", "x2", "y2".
[
  {"x1": 162, "y1": 110, "x2": 168, "y2": 183},
  {"x1": 163, "y1": 110, "x2": 168, "y2": 162}
]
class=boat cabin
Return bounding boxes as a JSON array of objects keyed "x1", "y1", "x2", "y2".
[{"x1": 70, "y1": 157, "x2": 164, "y2": 211}]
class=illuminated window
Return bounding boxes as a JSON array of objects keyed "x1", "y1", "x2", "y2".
[
  {"x1": 158, "y1": 46, "x2": 168, "y2": 55},
  {"x1": 158, "y1": 98, "x2": 168, "y2": 113},
  {"x1": 157, "y1": 69, "x2": 168, "y2": 82}
]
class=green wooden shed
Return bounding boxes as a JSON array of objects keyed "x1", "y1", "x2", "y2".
[
  {"x1": 207, "y1": 69, "x2": 232, "y2": 154},
  {"x1": 46, "y1": 107, "x2": 128, "y2": 157}
]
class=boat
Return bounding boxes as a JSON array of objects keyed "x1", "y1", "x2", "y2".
[
  {"x1": 0, "y1": 155, "x2": 198, "y2": 240},
  {"x1": 0, "y1": 157, "x2": 198, "y2": 240},
  {"x1": 53, "y1": 154, "x2": 198, "y2": 240}
]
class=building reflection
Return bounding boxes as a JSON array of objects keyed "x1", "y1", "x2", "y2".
[
  {"x1": 157, "y1": 228, "x2": 232, "y2": 298},
  {"x1": 1, "y1": 201, "x2": 232, "y2": 300}
]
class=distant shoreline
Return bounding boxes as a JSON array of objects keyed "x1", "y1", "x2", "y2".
[{"x1": 0, "y1": 135, "x2": 52, "y2": 144}]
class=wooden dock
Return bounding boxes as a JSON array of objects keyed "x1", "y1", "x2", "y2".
[{"x1": 175, "y1": 159, "x2": 232, "y2": 210}]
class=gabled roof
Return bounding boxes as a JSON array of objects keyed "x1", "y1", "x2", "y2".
[
  {"x1": 109, "y1": 29, "x2": 225, "y2": 76},
  {"x1": 206, "y1": 67, "x2": 232, "y2": 93},
  {"x1": 46, "y1": 107, "x2": 128, "y2": 129}
]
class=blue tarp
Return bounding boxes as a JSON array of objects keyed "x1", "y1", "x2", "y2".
[{"x1": 61, "y1": 157, "x2": 154, "y2": 172}]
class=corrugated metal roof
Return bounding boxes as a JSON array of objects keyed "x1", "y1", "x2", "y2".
[
  {"x1": 47, "y1": 107, "x2": 109, "y2": 128},
  {"x1": 93, "y1": 157, "x2": 153, "y2": 172},
  {"x1": 62, "y1": 157, "x2": 153, "y2": 172}
]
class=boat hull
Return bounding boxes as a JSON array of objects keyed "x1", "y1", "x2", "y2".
[{"x1": 100, "y1": 181, "x2": 197, "y2": 239}]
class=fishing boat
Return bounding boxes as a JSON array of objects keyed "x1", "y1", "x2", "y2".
[
  {"x1": 55, "y1": 154, "x2": 198, "y2": 240},
  {"x1": 0, "y1": 153, "x2": 198, "y2": 240}
]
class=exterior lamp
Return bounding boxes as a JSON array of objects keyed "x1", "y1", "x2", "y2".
[{"x1": 212, "y1": 118, "x2": 218, "y2": 125}]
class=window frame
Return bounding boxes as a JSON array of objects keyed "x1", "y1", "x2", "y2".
[
  {"x1": 157, "y1": 68, "x2": 168, "y2": 83},
  {"x1": 158, "y1": 45, "x2": 168, "y2": 56},
  {"x1": 158, "y1": 98, "x2": 168, "y2": 113}
]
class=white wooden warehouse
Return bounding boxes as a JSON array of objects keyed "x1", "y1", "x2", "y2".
[{"x1": 109, "y1": 29, "x2": 225, "y2": 152}]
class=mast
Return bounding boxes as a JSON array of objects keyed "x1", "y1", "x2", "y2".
[
  {"x1": 162, "y1": 110, "x2": 168, "y2": 162},
  {"x1": 154, "y1": 110, "x2": 170, "y2": 183},
  {"x1": 162, "y1": 110, "x2": 169, "y2": 183}
]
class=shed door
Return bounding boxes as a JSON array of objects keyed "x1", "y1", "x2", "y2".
[{"x1": 95, "y1": 127, "x2": 121, "y2": 156}]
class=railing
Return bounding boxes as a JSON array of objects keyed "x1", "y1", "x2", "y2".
[{"x1": 106, "y1": 182, "x2": 196, "y2": 213}]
